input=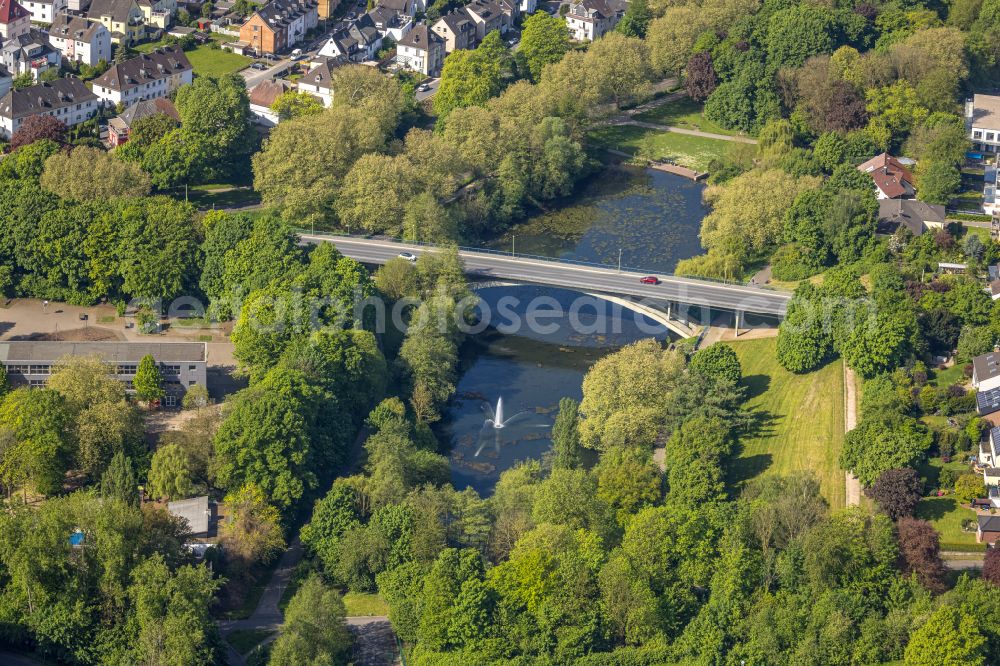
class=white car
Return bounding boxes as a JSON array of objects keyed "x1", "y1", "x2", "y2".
[
  {"x1": 398, "y1": 251, "x2": 417, "y2": 262},
  {"x1": 417, "y1": 83, "x2": 430, "y2": 92},
  {"x1": 290, "y1": 48, "x2": 303, "y2": 61}
]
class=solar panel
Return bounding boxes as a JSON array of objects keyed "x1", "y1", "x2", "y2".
[{"x1": 978, "y1": 387, "x2": 1000, "y2": 415}]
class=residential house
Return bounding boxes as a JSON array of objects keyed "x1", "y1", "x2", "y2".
[
  {"x1": 248, "y1": 77, "x2": 290, "y2": 126},
  {"x1": 107, "y1": 95, "x2": 178, "y2": 146},
  {"x1": 564, "y1": 0, "x2": 620, "y2": 41},
  {"x1": 989, "y1": 263, "x2": 1000, "y2": 301},
  {"x1": 21, "y1": 0, "x2": 67, "y2": 24},
  {"x1": 979, "y1": 426, "x2": 1000, "y2": 471},
  {"x1": 366, "y1": 5, "x2": 410, "y2": 42},
  {"x1": 86, "y1": 0, "x2": 144, "y2": 44},
  {"x1": 137, "y1": 0, "x2": 176, "y2": 29},
  {"x1": 977, "y1": 514, "x2": 1000, "y2": 544},
  {"x1": 0, "y1": 341, "x2": 207, "y2": 406},
  {"x1": 297, "y1": 56, "x2": 333, "y2": 106},
  {"x1": 238, "y1": 0, "x2": 318, "y2": 56},
  {"x1": 974, "y1": 350, "x2": 1000, "y2": 393},
  {"x1": 316, "y1": 0, "x2": 337, "y2": 19},
  {"x1": 432, "y1": 10, "x2": 474, "y2": 53},
  {"x1": 967, "y1": 94, "x2": 1000, "y2": 155},
  {"x1": 68, "y1": 0, "x2": 90, "y2": 10},
  {"x1": 0, "y1": 0, "x2": 29, "y2": 41},
  {"x1": 518, "y1": 0, "x2": 534, "y2": 14},
  {"x1": 497, "y1": 0, "x2": 518, "y2": 23},
  {"x1": 375, "y1": 0, "x2": 412, "y2": 18},
  {"x1": 0, "y1": 77, "x2": 97, "y2": 138},
  {"x1": 857, "y1": 152, "x2": 916, "y2": 200},
  {"x1": 318, "y1": 15, "x2": 381, "y2": 62},
  {"x1": 876, "y1": 199, "x2": 946, "y2": 236},
  {"x1": 396, "y1": 23, "x2": 442, "y2": 75},
  {"x1": 167, "y1": 496, "x2": 215, "y2": 536},
  {"x1": 985, "y1": 163, "x2": 998, "y2": 217},
  {"x1": 47, "y1": 15, "x2": 111, "y2": 66},
  {"x1": 464, "y1": 0, "x2": 507, "y2": 40},
  {"x1": 0, "y1": 64, "x2": 11, "y2": 98},
  {"x1": 2, "y1": 29, "x2": 61, "y2": 81},
  {"x1": 91, "y1": 46, "x2": 192, "y2": 105}
]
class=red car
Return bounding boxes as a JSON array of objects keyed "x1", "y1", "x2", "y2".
[{"x1": 639, "y1": 276, "x2": 660, "y2": 285}]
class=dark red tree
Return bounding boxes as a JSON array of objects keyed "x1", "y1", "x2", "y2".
[
  {"x1": 983, "y1": 547, "x2": 1000, "y2": 586},
  {"x1": 896, "y1": 517, "x2": 947, "y2": 593},
  {"x1": 10, "y1": 115, "x2": 66, "y2": 150},
  {"x1": 823, "y1": 81, "x2": 868, "y2": 132},
  {"x1": 684, "y1": 52, "x2": 717, "y2": 102},
  {"x1": 866, "y1": 468, "x2": 923, "y2": 520}
]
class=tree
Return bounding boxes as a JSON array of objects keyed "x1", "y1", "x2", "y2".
[
  {"x1": 983, "y1": 547, "x2": 1000, "y2": 587},
  {"x1": 684, "y1": 51, "x2": 717, "y2": 102},
  {"x1": 271, "y1": 90, "x2": 325, "y2": 120},
  {"x1": 841, "y1": 416, "x2": 931, "y2": 486},
  {"x1": 0, "y1": 388, "x2": 72, "y2": 496},
  {"x1": 40, "y1": 146, "x2": 151, "y2": 202},
  {"x1": 147, "y1": 444, "x2": 195, "y2": 501},
  {"x1": 518, "y1": 11, "x2": 570, "y2": 81},
  {"x1": 584, "y1": 32, "x2": 654, "y2": 109},
  {"x1": 954, "y1": 473, "x2": 986, "y2": 503},
  {"x1": 551, "y1": 397, "x2": 582, "y2": 470},
  {"x1": 46, "y1": 354, "x2": 126, "y2": 413},
  {"x1": 100, "y1": 450, "x2": 139, "y2": 505},
  {"x1": 434, "y1": 32, "x2": 512, "y2": 117},
  {"x1": 916, "y1": 160, "x2": 961, "y2": 205},
  {"x1": 76, "y1": 400, "x2": 144, "y2": 478},
  {"x1": 269, "y1": 575, "x2": 353, "y2": 665},
  {"x1": 689, "y1": 343, "x2": 742, "y2": 384},
  {"x1": 134, "y1": 354, "x2": 165, "y2": 404},
  {"x1": 221, "y1": 483, "x2": 285, "y2": 567},
  {"x1": 865, "y1": 467, "x2": 922, "y2": 519},
  {"x1": 903, "y1": 605, "x2": 986, "y2": 666},
  {"x1": 173, "y1": 73, "x2": 255, "y2": 180},
  {"x1": 896, "y1": 517, "x2": 947, "y2": 592},
  {"x1": 776, "y1": 286, "x2": 833, "y2": 373},
  {"x1": 616, "y1": 0, "x2": 651, "y2": 38},
  {"x1": 10, "y1": 115, "x2": 66, "y2": 150}
]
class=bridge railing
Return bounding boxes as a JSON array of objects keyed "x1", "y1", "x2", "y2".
[{"x1": 297, "y1": 230, "x2": 785, "y2": 292}]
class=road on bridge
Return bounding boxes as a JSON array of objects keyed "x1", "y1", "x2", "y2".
[{"x1": 301, "y1": 236, "x2": 792, "y2": 318}]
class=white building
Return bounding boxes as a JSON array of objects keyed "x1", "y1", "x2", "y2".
[
  {"x1": 0, "y1": 76, "x2": 97, "y2": 138},
  {"x1": 2, "y1": 29, "x2": 61, "y2": 81},
  {"x1": 298, "y1": 58, "x2": 334, "y2": 107},
  {"x1": 565, "y1": 0, "x2": 621, "y2": 41},
  {"x1": 974, "y1": 350, "x2": 1000, "y2": 393},
  {"x1": 248, "y1": 78, "x2": 290, "y2": 127},
  {"x1": 967, "y1": 94, "x2": 1000, "y2": 155},
  {"x1": 0, "y1": 0, "x2": 31, "y2": 41},
  {"x1": 47, "y1": 15, "x2": 111, "y2": 66},
  {"x1": 396, "y1": 23, "x2": 442, "y2": 76},
  {"x1": 90, "y1": 46, "x2": 192, "y2": 106},
  {"x1": 21, "y1": 0, "x2": 67, "y2": 23}
]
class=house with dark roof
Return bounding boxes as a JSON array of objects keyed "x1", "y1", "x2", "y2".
[
  {"x1": 297, "y1": 56, "x2": 335, "y2": 106},
  {"x1": 464, "y1": 0, "x2": 507, "y2": 40},
  {"x1": 47, "y1": 15, "x2": 111, "y2": 66},
  {"x1": 978, "y1": 514, "x2": 1000, "y2": 543},
  {"x1": 366, "y1": 5, "x2": 411, "y2": 41},
  {"x1": 375, "y1": 0, "x2": 412, "y2": 17},
  {"x1": 0, "y1": 0, "x2": 30, "y2": 41},
  {"x1": 858, "y1": 152, "x2": 916, "y2": 200},
  {"x1": 107, "y1": 95, "x2": 177, "y2": 145},
  {"x1": 91, "y1": 46, "x2": 192, "y2": 106},
  {"x1": 238, "y1": 0, "x2": 318, "y2": 55},
  {"x1": 85, "y1": 0, "x2": 144, "y2": 44},
  {"x1": 1, "y1": 28, "x2": 61, "y2": 81},
  {"x1": 565, "y1": 0, "x2": 621, "y2": 41},
  {"x1": 974, "y1": 351, "x2": 1000, "y2": 393},
  {"x1": 0, "y1": 76, "x2": 97, "y2": 137},
  {"x1": 877, "y1": 199, "x2": 946, "y2": 236},
  {"x1": 318, "y1": 13, "x2": 381, "y2": 62},
  {"x1": 167, "y1": 496, "x2": 215, "y2": 536},
  {"x1": 432, "y1": 10, "x2": 475, "y2": 52},
  {"x1": 248, "y1": 78, "x2": 291, "y2": 126},
  {"x1": 396, "y1": 24, "x2": 443, "y2": 75}
]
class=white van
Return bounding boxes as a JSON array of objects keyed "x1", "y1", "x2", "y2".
[{"x1": 290, "y1": 48, "x2": 303, "y2": 61}]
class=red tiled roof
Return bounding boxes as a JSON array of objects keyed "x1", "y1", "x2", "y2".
[
  {"x1": 857, "y1": 152, "x2": 914, "y2": 199},
  {"x1": 0, "y1": 0, "x2": 29, "y2": 24}
]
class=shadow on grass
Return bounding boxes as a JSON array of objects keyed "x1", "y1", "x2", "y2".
[
  {"x1": 915, "y1": 496, "x2": 959, "y2": 521},
  {"x1": 727, "y1": 453, "x2": 774, "y2": 490},
  {"x1": 742, "y1": 373, "x2": 771, "y2": 400}
]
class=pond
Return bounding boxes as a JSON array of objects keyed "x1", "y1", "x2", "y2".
[{"x1": 440, "y1": 166, "x2": 709, "y2": 495}]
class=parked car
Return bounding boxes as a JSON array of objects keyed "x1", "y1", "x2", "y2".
[
  {"x1": 290, "y1": 48, "x2": 303, "y2": 60},
  {"x1": 250, "y1": 62, "x2": 267, "y2": 70},
  {"x1": 639, "y1": 276, "x2": 660, "y2": 285},
  {"x1": 398, "y1": 251, "x2": 417, "y2": 262},
  {"x1": 417, "y1": 83, "x2": 430, "y2": 92}
]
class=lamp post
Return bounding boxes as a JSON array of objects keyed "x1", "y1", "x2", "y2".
[
  {"x1": 511, "y1": 234, "x2": 515, "y2": 257},
  {"x1": 618, "y1": 248, "x2": 622, "y2": 273}
]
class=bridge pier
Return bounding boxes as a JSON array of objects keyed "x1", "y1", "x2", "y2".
[{"x1": 734, "y1": 310, "x2": 743, "y2": 337}]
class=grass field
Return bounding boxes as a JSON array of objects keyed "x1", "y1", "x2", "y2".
[
  {"x1": 136, "y1": 37, "x2": 251, "y2": 77},
  {"x1": 633, "y1": 97, "x2": 737, "y2": 136},
  {"x1": 726, "y1": 337, "x2": 847, "y2": 508},
  {"x1": 914, "y1": 496, "x2": 984, "y2": 552},
  {"x1": 588, "y1": 124, "x2": 731, "y2": 172},
  {"x1": 343, "y1": 592, "x2": 390, "y2": 616},
  {"x1": 227, "y1": 629, "x2": 275, "y2": 655}
]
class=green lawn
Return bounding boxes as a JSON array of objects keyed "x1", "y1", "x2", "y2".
[
  {"x1": 135, "y1": 37, "x2": 251, "y2": 77},
  {"x1": 928, "y1": 362, "x2": 966, "y2": 388},
  {"x1": 343, "y1": 592, "x2": 389, "y2": 617},
  {"x1": 186, "y1": 184, "x2": 260, "y2": 209},
  {"x1": 914, "y1": 496, "x2": 984, "y2": 552},
  {"x1": 633, "y1": 97, "x2": 737, "y2": 136},
  {"x1": 588, "y1": 124, "x2": 731, "y2": 172},
  {"x1": 726, "y1": 337, "x2": 846, "y2": 509},
  {"x1": 227, "y1": 629, "x2": 275, "y2": 656}
]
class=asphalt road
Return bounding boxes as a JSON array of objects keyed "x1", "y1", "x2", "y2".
[
  {"x1": 302, "y1": 236, "x2": 792, "y2": 317},
  {"x1": 241, "y1": 58, "x2": 293, "y2": 88},
  {"x1": 415, "y1": 77, "x2": 440, "y2": 101}
]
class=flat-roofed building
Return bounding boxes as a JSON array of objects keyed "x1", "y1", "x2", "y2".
[
  {"x1": 0, "y1": 341, "x2": 207, "y2": 407},
  {"x1": 967, "y1": 94, "x2": 1000, "y2": 155}
]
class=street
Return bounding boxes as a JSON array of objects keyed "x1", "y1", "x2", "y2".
[{"x1": 415, "y1": 77, "x2": 440, "y2": 101}]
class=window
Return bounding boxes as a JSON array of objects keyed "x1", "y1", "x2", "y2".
[
  {"x1": 164, "y1": 395, "x2": 177, "y2": 407},
  {"x1": 189, "y1": 365, "x2": 197, "y2": 371}
]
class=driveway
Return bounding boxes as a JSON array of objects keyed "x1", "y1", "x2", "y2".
[{"x1": 415, "y1": 77, "x2": 440, "y2": 102}]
